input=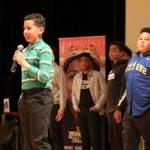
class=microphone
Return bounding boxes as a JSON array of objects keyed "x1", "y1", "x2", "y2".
[{"x1": 10, "y1": 44, "x2": 24, "y2": 73}]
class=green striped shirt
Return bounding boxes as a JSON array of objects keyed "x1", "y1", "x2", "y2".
[{"x1": 21, "y1": 39, "x2": 54, "y2": 90}]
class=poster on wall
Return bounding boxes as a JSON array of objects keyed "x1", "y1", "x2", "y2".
[{"x1": 59, "y1": 35, "x2": 106, "y2": 150}]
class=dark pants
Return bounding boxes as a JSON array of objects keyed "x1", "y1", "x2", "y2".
[
  {"x1": 49, "y1": 104, "x2": 64, "y2": 150},
  {"x1": 107, "y1": 112, "x2": 123, "y2": 150},
  {"x1": 134, "y1": 109, "x2": 150, "y2": 150},
  {"x1": 77, "y1": 108, "x2": 103, "y2": 150},
  {"x1": 18, "y1": 88, "x2": 53, "y2": 150},
  {"x1": 122, "y1": 110, "x2": 141, "y2": 150}
]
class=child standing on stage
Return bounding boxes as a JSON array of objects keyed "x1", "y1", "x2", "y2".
[
  {"x1": 13, "y1": 13, "x2": 54, "y2": 150},
  {"x1": 125, "y1": 27, "x2": 150, "y2": 149}
]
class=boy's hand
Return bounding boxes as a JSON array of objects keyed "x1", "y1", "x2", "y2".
[
  {"x1": 114, "y1": 110, "x2": 122, "y2": 124},
  {"x1": 90, "y1": 106, "x2": 99, "y2": 112}
]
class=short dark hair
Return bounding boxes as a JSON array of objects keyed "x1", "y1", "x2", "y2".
[
  {"x1": 124, "y1": 46, "x2": 132, "y2": 57},
  {"x1": 24, "y1": 13, "x2": 46, "y2": 28},
  {"x1": 140, "y1": 27, "x2": 150, "y2": 34},
  {"x1": 110, "y1": 41, "x2": 132, "y2": 57}
]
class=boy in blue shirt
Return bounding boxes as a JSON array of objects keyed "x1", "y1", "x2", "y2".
[{"x1": 126, "y1": 27, "x2": 150, "y2": 149}]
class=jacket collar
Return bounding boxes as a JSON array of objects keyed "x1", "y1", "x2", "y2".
[{"x1": 136, "y1": 51, "x2": 150, "y2": 57}]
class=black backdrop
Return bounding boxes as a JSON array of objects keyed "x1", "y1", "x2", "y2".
[{"x1": 0, "y1": 0, "x2": 125, "y2": 113}]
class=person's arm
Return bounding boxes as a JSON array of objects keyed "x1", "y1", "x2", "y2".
[
  {"x1": 116, "y1": 62, "x2": 128, "y2": 110},
  {"x1": 59, "y1": 66, "x2": 67, "y2": 111},
  {"x1": 114, "y1": 62, "x2": 127, "y2": 121},
  {"x1": 116, "y1": 90, "x2": 127, "y2": 110},
  {"x1": 13, "y1": 50, "x2": 29, "y2": 70},
  {"x1": 90, "y1": 71, "x2": 107, "y2": 112},
  {"x1": 55, "y1": 66, "x2": 67, "y2": 121},
  {"x1": 114, "y1": 90, "x2": 126, "y2": 124},
  {"x1": 72, "y1": 74, "x2": 80, "y2": 112},
  {"x1": 14, "y1": 48, "x2": 54, "y2": 84},
  {"x1": 26, "y1": 49, "x2": 54, "y2": 83}
]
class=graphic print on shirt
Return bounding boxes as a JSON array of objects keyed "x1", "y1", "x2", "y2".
[{"x1": 108, "y1": 70, "x2": 115, "y2": 80}]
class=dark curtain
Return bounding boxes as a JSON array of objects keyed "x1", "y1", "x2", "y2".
[{"x1": 0, "y1": 0, "x2": 125, "y2": 114}]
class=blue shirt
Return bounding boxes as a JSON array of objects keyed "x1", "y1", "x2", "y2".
[{"x1": 125, "y1": 52, "x2": 150, "y2": 116}]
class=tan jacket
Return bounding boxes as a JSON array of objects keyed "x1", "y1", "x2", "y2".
[
  {"x1": 72, "y1": 70, "x2": 107, "y2": 114},
  {"x1": 52, "y1": 63, "x2": 67, "y2": 110}
]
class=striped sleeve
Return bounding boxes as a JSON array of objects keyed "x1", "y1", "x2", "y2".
[
  {"x1": 27, "y1": 49, "x2": 54, "y2": 83},
  {"x1": 117, "y1": 90, "x2": 127, "y2": 107}
]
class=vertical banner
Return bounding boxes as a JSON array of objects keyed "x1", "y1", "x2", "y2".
[{"x1": 59, "y1": 36, "x2": 106, "y2": 150}]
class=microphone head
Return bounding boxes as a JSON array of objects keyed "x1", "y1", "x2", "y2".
[{"x1": 17, "y1": 44, "x2": 24, "y2": 51}]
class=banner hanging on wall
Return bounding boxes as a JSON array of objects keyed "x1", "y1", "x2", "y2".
[{"x1": 59, "y1": 35, "x2": 106, "y2": 150}]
